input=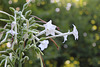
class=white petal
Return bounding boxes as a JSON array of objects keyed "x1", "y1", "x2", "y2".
[
  {"x1": 7, "y1": 42, "x2": 11, "y2": 48},
  {"x1": 72, "y1": 24, "x2": 78, "y2": 40},
  {"x1": 43, "y1": 20, "x2": 56, "y2": 36},
  {"x1": 67, "y1": 3, "x2": 71, "y2": 7},
  {"x1": 11, "y1": 21, "x2": 16, "y2": 30},
  {"x1": 7, "y1": 30, "x2": 18, "y2": 36},
  {"x1": 38, "y1": 40, "x2": 49, "y2": 51},
  {"x1": 63, "y1": 35, "x2": 68, "y2": 43}
]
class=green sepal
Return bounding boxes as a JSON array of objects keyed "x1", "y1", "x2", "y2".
[
  {"x1": 6, "y1": 49, "x2": 13, "y2": 53},
  {"x1": 23, "y1": 3, "x2": 28, "y2": 10},
  {"x1": 9, "y1": 7, "x2": 15, "y2": 13},
  {"x1": 25, "y1": 10, "x2": 32, "y2": 17},
  {"x1": 0, "y1": 59, "x2": 5, "y2": 66},
  {"x1": 0, "y1": 28, "x2": 5, "y2": 32},
  {"x1": 7, "y1": 65, "x2": 11, "y2": 67},
  {"x1": 16, "y1": 48, "x2": 20, "y2": 54},
  {"x1": 40, "y1": 37, "x2": 46, "y2": 41},
  {"x1": 21, "y1": 56, "x2": 29, "y2": 63},
  {"x1": 29, "y1": 17, "x2": 34, "y2": 22},
  {"x1": 19, "y1": 41, "x2": 24, "y2": 45},
  {"x1": 30, "y1": 20, "x2": 36, "y2": 24},
  {"x1": 9, "y1": 15, "x2": 14, "y2": 21}
]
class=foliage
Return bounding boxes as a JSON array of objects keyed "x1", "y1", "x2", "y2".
[{"x1": 0, "y1": 0, "x2": 100, "y2": 67}]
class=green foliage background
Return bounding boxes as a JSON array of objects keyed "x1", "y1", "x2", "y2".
[{"x1": 0, "y1": 0, "x2": 100, "y2": 67}]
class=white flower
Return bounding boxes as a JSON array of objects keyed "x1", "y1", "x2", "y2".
[
  {"x1": 67, "y1": 3, "x2": 71, "y2": 7},
  {"x1": 43, "y1": 20, "x2": 56, "y2": 36},
  {"x1": 11, "y1": 21, "x2": 16, "y2": 35},
  {"x1": 63, "y1": 35, "x2": 68, "y2": 43},
  {"x1": 7, "y1": 42, "x2": 11, "y2": 48},
  {"x1": 72, "y1": 24, "x2": 78, "y2": 40},
  {"x1": 38, "y1": 40, "x2": 49, "y2": 51},
  {"x1": 7, "y1": 30, "x2": 18, "y2": 36},
  {"x1": 55, "y1": 8, "x2": 60, "y2": 12},
  {"x1": 66, "y1": 7, "x2": 70, "y2": 11},
  {"x1": 66, "y1": 3, "x2": 71, "y2": 11},
  {"x1": 63, "y1": 30, "x2": 70, "y2": 43},
  {"x1": 11, "y1": 21, "x2": 16, "y2": 30}
]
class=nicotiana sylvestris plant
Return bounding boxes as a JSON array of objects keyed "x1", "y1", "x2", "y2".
[{"x1": 0, "y1": 0, "x2": 78, "y2": 67}]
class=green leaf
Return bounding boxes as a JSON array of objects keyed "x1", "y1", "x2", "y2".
[
  {"x1": 29, "y1": 17, "x2": 34, "y2": 22},
  {"x1": 0, "y1": 59, "x2": 5, "y2": 66},
  {"x1": 0, "y1": 19, "x2": 12, "y2": 23},
  {"x1": 9, "y1": 7, "x2": 15, "y2": 13},
  {"x1": 23, "y1": 3, "x2": 28, "y2": 9},
  {"x1": 0, "y1": 28, "x2": 5, "y2": 32},
  {"x1": 9, "y1": 15, "x2": 14, "y2": 21},
  {"x1": 25, "y1": 10, "x2": 32, "y2": 17},
  {"x1": 6, "y1": 49, "x2": 13, "y2": 53},
  {"x1": 40, "y1": 37, "x2": 46, "y2": 41}
]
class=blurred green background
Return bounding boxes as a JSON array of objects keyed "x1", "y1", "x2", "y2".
[{"x1": 0, "y1": 0, "x2": 100, "y2": 67}]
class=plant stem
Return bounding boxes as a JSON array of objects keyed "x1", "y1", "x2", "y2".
[
  {"x1": 40, "y1": 53, "x2": 43, "y2": 67},
  {"x1": 19, "y1": 45, "x2": 23, "y2": 67},
  {"x1": 0, "y1": 51, "x2": 6, "y2": 53},
  {"x1": 46, "y1": 32, "x2": 73, "y2": 39}
]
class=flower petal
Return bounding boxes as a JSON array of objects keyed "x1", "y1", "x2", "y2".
[
  {"x1": 72, "y1": 24, "x2": 78, "y2": 40},
  {"x1": 43, "y1": 20, "x2": 56, "y2": 36},
  {"x1": 38, "y1": 40, "x2": 49, "y2": 51},
  {"x1": 63, "y1": 35, "x2": 68, "y2": 43}
]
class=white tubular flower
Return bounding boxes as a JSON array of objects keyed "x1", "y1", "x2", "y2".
[
  {"x1": 39, "y1": 40, "x2": 49, "y2": 51},
  {"x1": 63, "y1": 30, "x2": 70, "y2": 43},
  {"x1": 7, "y1": 30, "x2": 18, "y2": 36},
  {"x1": 11, "y1": 21, "x2": 16, "y2": 35},
  {"x1": 43, "y1": 20, "x2": 56, "y2": 36},
  {"x1": 11, "y1": 21, "x2": 16, "y2": 30},
  {"x1": 72, "y1": 24, "x2": 78, "y2": 40},
  {"x1": 63, "y1": 35, "x2": 68, "y2": 43}
]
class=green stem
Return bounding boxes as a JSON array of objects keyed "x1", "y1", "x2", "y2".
[
  {"x1": 19, "y1": 46, "x2": 23, "y2": 67},
  {"x1": 39, "y1": 53, "x2": 43, "y2": 67},
  {"x1": 4, "y1": 58, "x2": 7, "y2": 67}
]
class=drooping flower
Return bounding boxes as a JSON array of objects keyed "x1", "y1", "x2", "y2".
[
  {"x1": 38, "y1": 40, "x2": 49, "y2": 51},
  {"x1": 72, "y1": 24, "x2": 78, "y2": 40},
  {"x1": 43, "y1": 20, "x2": 56, "y2": 36}
]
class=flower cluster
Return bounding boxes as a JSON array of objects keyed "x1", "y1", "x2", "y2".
[{"x1": 37, "y1": 20, "x2": 78, "y2": 51}]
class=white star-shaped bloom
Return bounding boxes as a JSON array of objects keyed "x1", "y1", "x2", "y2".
[
  {"x1": 43, "y1": 20, "x2": 56, "y2": 36},
  {"x1": 72, "y1": 24, "x2": 78, "y2": 40},
  {"x1": 38, "y1": 40, "x2": 49, "y2": 51}
]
